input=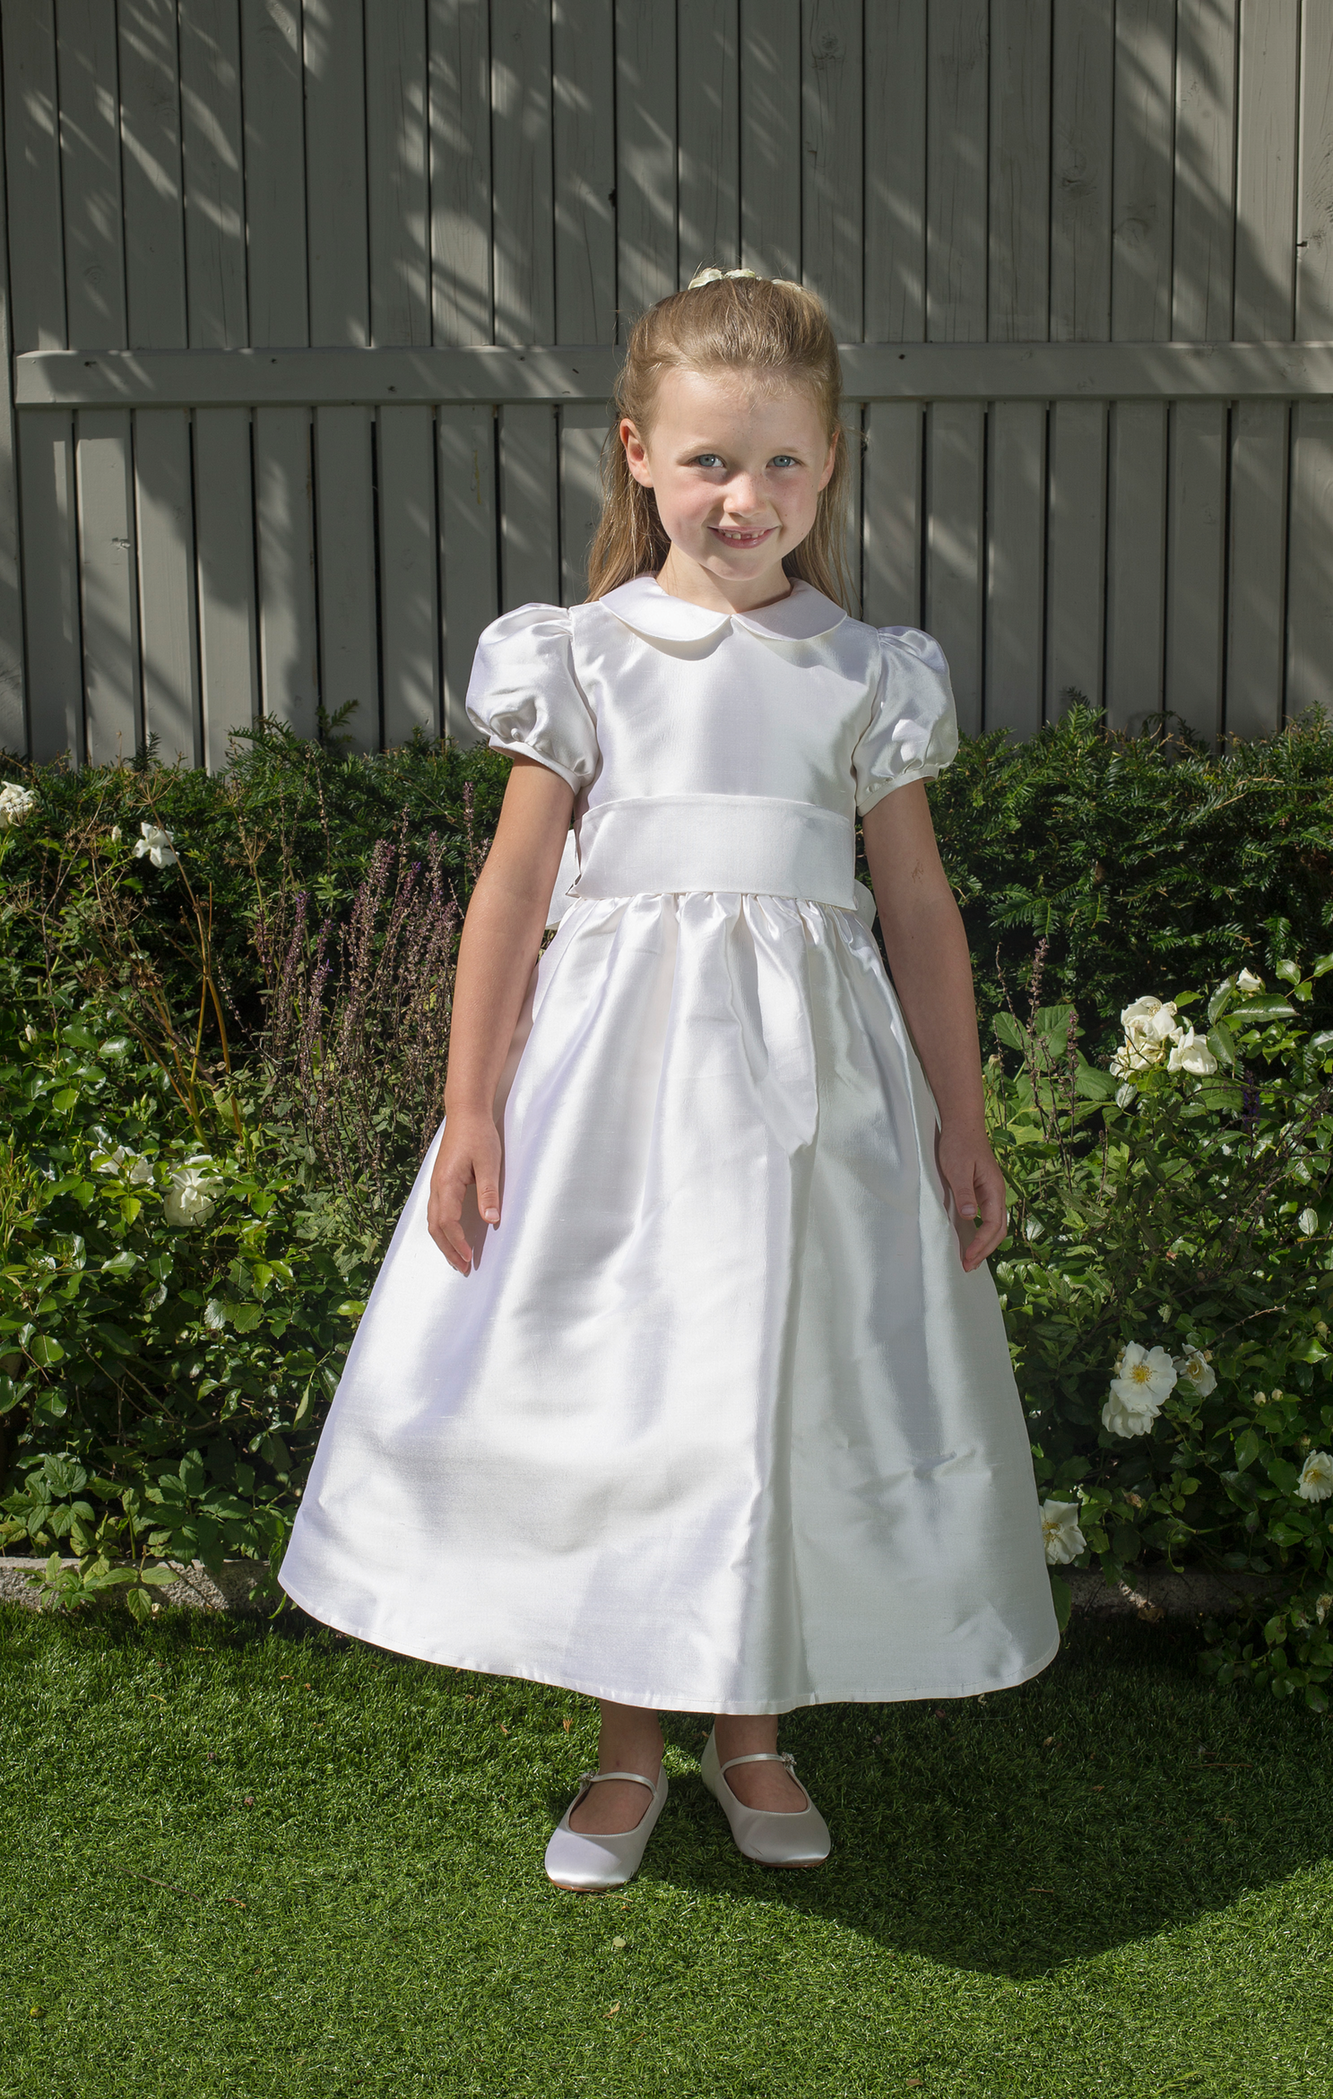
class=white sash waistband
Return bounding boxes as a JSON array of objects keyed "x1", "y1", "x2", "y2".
[{"x1": 545, "y1": 794, "x2": 877, "y2": 929}]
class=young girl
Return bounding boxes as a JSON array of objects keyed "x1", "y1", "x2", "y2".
[{"x1": 279, "y1": 269, "x2": 1058, "y2": 1891}]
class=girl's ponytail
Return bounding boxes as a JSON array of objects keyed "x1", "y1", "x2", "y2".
[{"x1": 585, "y1": 273, "x2": 855, "y2": 611}]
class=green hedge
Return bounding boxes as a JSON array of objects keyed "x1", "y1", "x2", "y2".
[{"x1": 2, "y1": 710, "x2": 1332, "y2": 1696}]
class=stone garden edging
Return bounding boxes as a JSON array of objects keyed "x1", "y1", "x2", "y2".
[{"x1": 1, "y1": 1556, "x2": 1277, "y2": 1621}]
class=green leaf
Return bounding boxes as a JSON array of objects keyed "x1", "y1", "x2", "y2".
[
  {"x1": 992, "y1": 1012, "x2": 1025, "y2": 1052},
  {"x1": 50, "y1": 1089, "x2": 78, "y2": 1112},
  {"x1": 1229, "y1": 997, "x2": 1297, "y2": 1024},
  {"x1": 100, "y1": 1250, "x2": 139, "y2": 1276},
  {"x1": 28, "y1": 1334, "x2": 65, "y2": 1368},
  {"x1": 1205, "y1": 1023, "x2": 1236, "y2": 1069},
  {"x1": 228, "y1": 1302, "x2": 262, "y2": 1333},
  {"x1": 1310, "y1": 953, "x2": 1333, "y2": 980},
  {"x1": 1235, "y1": 1428, "x2": 1262, "y2": 1472},
  {"x1": 139, "y1": 1564, "x2": 179, "y2": 1587}
]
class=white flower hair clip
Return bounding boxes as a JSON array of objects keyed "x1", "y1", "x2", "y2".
[{"x1": 687, "y1": 266, "x2": 759, "y2": 289}]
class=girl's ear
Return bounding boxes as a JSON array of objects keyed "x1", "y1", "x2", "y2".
[
  {"x1": 817, "y1": 429, "x2": 839, "y2": 492},
  {"x1": 621, "y1": 417, "x2": 654, "y2": 488}
]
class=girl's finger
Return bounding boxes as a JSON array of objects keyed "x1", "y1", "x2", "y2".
[{"x1": 475, "y1": 1175, "x2": 501, "y2": 1227}]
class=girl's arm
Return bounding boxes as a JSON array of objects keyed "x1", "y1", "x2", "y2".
[
  {"x1": 861, "y1": 781, "x2": 1005, "y2": 1273},
  {"x1": 428, "y1": 755, "x2": 574, "y2": 1274}
]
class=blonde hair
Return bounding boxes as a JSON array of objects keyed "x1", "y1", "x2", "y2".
[{"x1": 585, "y1": 273, "x2": 855, "y2": 609}]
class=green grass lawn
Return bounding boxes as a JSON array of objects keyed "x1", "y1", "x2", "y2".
[{"x1": 1, "y1": 1604, "x2": 1330, "y2": 2099}]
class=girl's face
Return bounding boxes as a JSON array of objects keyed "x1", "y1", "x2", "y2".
[{"x1": 621, "y1": 367, "x2": 837, "y2": 601}]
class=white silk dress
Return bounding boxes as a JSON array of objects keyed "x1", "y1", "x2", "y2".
[{"x1": 278, "y1": 575, "x2": 1059, "y2": 1713}]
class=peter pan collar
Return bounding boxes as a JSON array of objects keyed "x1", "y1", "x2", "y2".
[{"x1": 598, "y1": 573, "x2": 847, "y2": 642}]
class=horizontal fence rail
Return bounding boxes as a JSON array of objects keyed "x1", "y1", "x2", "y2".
[{"x1": 18, "y1": 343, "x2": 1333, "y2": 407}]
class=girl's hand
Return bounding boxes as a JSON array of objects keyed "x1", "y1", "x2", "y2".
[
  {"x1": 428, "y1": 1110, "x2": 503, "y2": 1275},
  {"x1": 937, "y1": 1124, "x2": 1008, "y2": 1272}
]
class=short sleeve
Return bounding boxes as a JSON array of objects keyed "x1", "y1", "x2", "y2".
[
  {"x1": 851, "y1": 626, "x2": 959, "y2": 817},
  {"x1": 464, "y1": 603, "x2": 600, "y2": 793}
]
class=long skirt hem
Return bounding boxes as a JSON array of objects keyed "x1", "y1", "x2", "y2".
[{"x1": 277, "y1": 1571, "x2": 1063, "y2": 1715}]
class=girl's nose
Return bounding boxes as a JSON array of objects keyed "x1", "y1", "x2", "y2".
[{"x1": 724, "y1": 477, "x2": 766, "y2": 517}]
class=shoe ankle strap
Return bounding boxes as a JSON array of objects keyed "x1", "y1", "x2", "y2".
[
  {"x1": 582, "y1": 1768, "x2": 658, "y2": 1791},
  {"x1": 718, "y1": 1749, "x2": 797, "y2": 1776}
]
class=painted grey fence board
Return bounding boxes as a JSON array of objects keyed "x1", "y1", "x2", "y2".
[{"x1": 2, "y1": 0, "x2": 1331, "y2": 772}]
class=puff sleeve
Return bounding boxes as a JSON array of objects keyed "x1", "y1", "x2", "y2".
[
  {"x1": 851, "y1": 626, "x2": 959, "y2": 816},
  {"x1": 464, "y1": 603, "x2": 600, "y2": 793}
]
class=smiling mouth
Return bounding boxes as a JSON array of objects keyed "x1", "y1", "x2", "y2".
[{"x1": 709, "y1": 525, "x2": 775, "y2": 546}]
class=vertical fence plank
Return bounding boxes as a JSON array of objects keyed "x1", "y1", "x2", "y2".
[
  {"x1": 680, "y1": 0, "x2": 740, "y2": 275},
  {"x1": 986, "y1": 401, "x2": 1046, "y2": 735},
  {"x1": 57, "y1": 0, "x2": 128, "y2": 349},
  {"x1": 18, "y1": 415, "x2": 82, "y2": 760},
  {"x1": 1105, "y1": 399, "x2": 1167, "y2": 731},
  {"x1": 926, "y1": 0, "x2": 988, "y2": 342},
  {"x1": 367, "y1": 0, "x2": 431, "y2": 346},
  {"x1": 1233, "y1": 0, "x2": 1298, "y2": 341},
  {"x1": 864, "y1": 0, "x2": 925, "y2": 342},
  {"x1": 1164, "y1": 400, "x2": 1227, "y2": 740},
  {"x1": 0, "y1": 77, "x2": 24, "y2": 752},
  {"x1": 553, "y1": 0, "x2": 616, "y2": 341},
  {"x1": 379, "y1": 403, "x2": 440, "y2": 741},
  {"x1": 134, "y1": 408, "x2": 200, "y2": 763},
  {"x1": 429, "y1": 0, "x2": 492, "y2": 345},
  {"x1": 802, "y1": 0, "x2": 862, "y2": 338},
  {"x1": 1286, "y1": 399, "x2": 1333, "y2": 719},
  {"x1": 989, "y1": 0, "x2": 1051, "y2": 341},
  {"x1": 1111, "y1": 0, "x2": 1176, "y2": 341},
  {"x1": 925, "y1": 401, "x2": 984, "y2": 734},
  {"x1": 76, "y1": 412, "x2": 142, "y2": 761},
  {"x1": 195, "y1": 407, "x2": 258, "y2": 769},
  {"x1": 179, "y1": 0, "x2": 248, "y2": 346},
  {"x1": 1226, "y1": 397, "x2": 1287, "y2": 739},
  {"x1": 254, "y1": 404, "x2": 318, "y2": 736},
  {"x1": 492, "y1": 0, "x2": 554, "y2": 343},
  {"x1": 242, "y1": 0, "x2": 309, "y2": 346},
  {"x1": 2, "y1": 3, "x2": 66, "y2": 351},
  {"x1": 1050, "y1": 0, "x2": 1114, "y2": 340},
  {"x1": 438, "y1": 403, "x2": 498, "y2": 740},
  {"x1": 499, "y1": 402, "x2": 559, "y2": 608},
  {"x1": 1295, "y1": 2, "x2": 1333, "y2": 338},
  {"x1": 740, "y1": 0, "x2": 800, "y2": 284},
  {"x1": 862, "y1": 402, "x2": 923, "y2": 629},
  {"x1": 304, "y1": 0, "x2": 370, "y2": 344},
  {"x1": 1173, "y1": 0, "x2": 1238, "y2": 342},
  {"x1": 1046, "y1": 399, "x2": 1106, "y2": 711},
  {"x1": 118, "y1": 0, "x2": 188, "y2": 348},
  {"x1": 616, "y1": 0, "x2": 676, "y2": 326},
  {"x1": 314, "y1": 406, "x2": 378, "y2": 749},
  {"x1": 558, "y1": 402, "x2": 607, "y2": 605}
]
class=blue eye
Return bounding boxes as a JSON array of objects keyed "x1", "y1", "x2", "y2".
[
  {"x1": 693, "y1": 453, "x2": 724, "y2": 468},
  {"x1": 771, "y1": 454, "x2": 798, "y2": 468}
]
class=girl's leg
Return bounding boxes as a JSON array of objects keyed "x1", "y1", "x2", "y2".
[
  {"x1": 713, "y1": 1714, "x2": 809, "y2": 1811},
  {"x1": 567, "y1": 1700, "x2": 664, "y2": 1834}
]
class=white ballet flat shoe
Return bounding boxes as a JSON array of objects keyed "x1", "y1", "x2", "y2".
[
  {"x1": 544, "y1": 1767, "x2": 668, "y2": 1892},
  {"x1": 700, "y1": 1733, "x2": 832, "y2": 1868}
]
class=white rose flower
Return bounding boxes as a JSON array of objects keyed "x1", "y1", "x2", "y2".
[
  {"x1": 110, "y1": 824, "x2": 122, "y2": 843},
  {"x1": 0, "y1": 781, "x2": 36, "y2": 828},
  {"x1": 1120, "y1": 996, "x2": 1183, "y2": 1044},
  {"x1": 92, "y1": 1144, "x2": 155, "y2": 1185},
  {"x1": 1173, "y1": 1343, "x2": 1217, "y2": 1398},
  {"x1": 24, "y1": 1023, "x2": 38, "y2": 1043},
  {"x1": 1236, "y1": 968, "x2": 1264, "y2": 993},
  {"x1": 1101, "y1": 1340, "x2": 1177, "y2": 1436},
  {"x1": 1298, "y1": 1208, "x2": 1319, "y2": 1237},
  {"x1": 133, "y1": 821, "x2": 178, "y2": 869},
  {"x1": 1295, "y1": 1451, "x2": 1333, "y2": 1503},
  {"x1": 1040, "y1": 1499, "x2": 1086, "y2": 1565},
  {"x1": 163, "y1": 1163, "x2": 220, "y2": 1227},
  {"x1": 1167, "y1": 1026, "x2": 1218, "y2": 1076}
]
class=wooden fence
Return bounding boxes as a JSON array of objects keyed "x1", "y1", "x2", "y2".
[{"x1": 1, "y1": 0, "x2": 1331, "y2": 770}]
